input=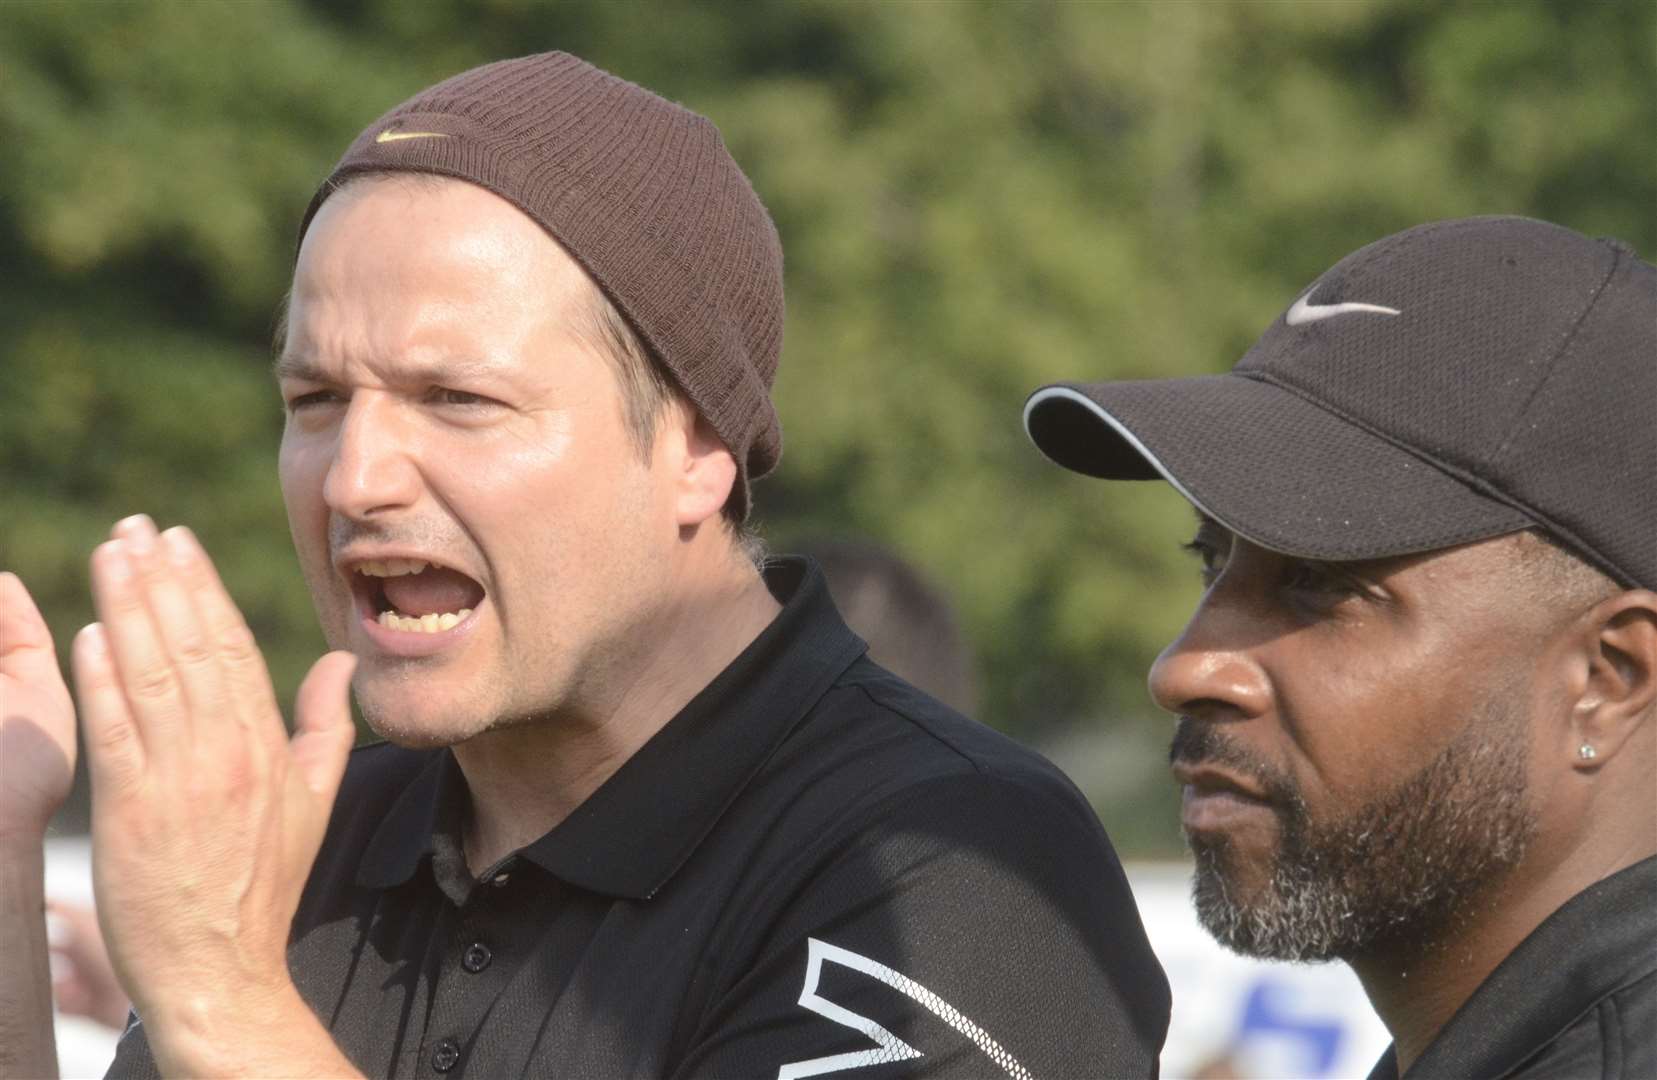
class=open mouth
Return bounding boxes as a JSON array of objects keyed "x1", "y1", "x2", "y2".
[{"x1": 351, "y1": 557, "x2": 487, "y2": 634}]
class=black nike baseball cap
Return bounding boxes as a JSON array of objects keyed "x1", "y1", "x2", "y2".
[{"x1": 1023, "y1": 216, "x2": 1656, "y2": 590}]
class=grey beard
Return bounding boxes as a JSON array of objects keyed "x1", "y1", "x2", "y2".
[{"x1": 1185, "y1": 714, "x2": 1538, "y2": 963}]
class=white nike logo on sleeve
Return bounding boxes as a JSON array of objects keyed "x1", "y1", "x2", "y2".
[{"x1": 776, "y1": 938, "x2": 1033, "y2": 1080}]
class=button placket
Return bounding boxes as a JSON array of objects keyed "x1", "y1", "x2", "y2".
[{"x1": 416, "y1": 882, "x2": 523, "y2": 1077}]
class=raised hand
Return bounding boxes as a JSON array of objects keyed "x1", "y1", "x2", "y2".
[
  {"x1": 0, "y1": 573, "x2": 78, "y2": 1079},
  {"x1": 70, "y1": 515, "x2": 360, "y2": 1075},
  {"x1": 0, "y1": 572, "x2": 76, "y2": 842}
]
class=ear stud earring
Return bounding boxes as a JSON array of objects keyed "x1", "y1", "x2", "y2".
[{"x1": 1578, "y1": 744, "x2": 1597, "y2": 761}]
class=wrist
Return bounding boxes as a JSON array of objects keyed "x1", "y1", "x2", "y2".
[
  {"x1": 0, "y1": 825, "x2": 49, "y2": 859},
  {"x1": 143, "y1": 973, "x2": 302, "y2": 1074},
  {"x1": 0, "y1": 837, "x2": 47, "y2": 900},
  {"x1": 147, "y1": 977, "x2": 358, "y2": 1079}
]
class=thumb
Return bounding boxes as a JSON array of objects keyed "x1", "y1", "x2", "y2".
[
  {"x1": 288, "y1": 650, "x2": 358, "y2": 807},
  {"x1": 1, "y1": 572, "x2": 70, "y2": 698}
]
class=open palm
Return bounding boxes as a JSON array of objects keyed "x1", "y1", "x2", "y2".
[{"x1": 0, "y1": 572, "x2": 76, "y2": 839}]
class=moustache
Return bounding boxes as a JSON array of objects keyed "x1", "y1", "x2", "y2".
[
  {"x1": 1168, "y1": 718, "x2": 1296, "y2": 807},
  {"x1": 328, "y1": 516, "x2": 470, "y2": 562}
]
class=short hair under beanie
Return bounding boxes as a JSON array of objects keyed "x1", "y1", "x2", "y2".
[{"x1": 296, "y1": 51, "x2": 785, "y2": 520}]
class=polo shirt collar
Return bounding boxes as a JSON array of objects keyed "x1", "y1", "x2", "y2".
[
  {"x1": 357, "y1": 557, "x2": 867, "y2": 900},
  {"x1": 355, "y1": 749, "x2": 464, "y2": 892},
  {"x1": 1366, "y1": 853, "x2": 1657, "y2": 1079}
]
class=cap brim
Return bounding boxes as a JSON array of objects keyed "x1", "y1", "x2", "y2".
[{"x1": 1024, "y1": 375, "x2": 1535, "y2": 562}]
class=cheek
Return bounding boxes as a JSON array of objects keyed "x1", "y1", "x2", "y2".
[
  {"x1": 277, "y1": 435, "x2": 328, "y2": 521},
  {"x1": 277, "y1": 439, "x2": 353, "y2": 640},
  {"x1": 436, "y1": 418, "x2": 655, "y2": 590},
  {"x1": 1276, "y1": 635, "x2": 1453, "y2": 799}
]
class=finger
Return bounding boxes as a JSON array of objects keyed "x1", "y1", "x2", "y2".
[
  {"x1": 116, "y1": 519, "x2": 231, "y2": 745},
  {"x1": 50, "y1": 966, "x2": 94, "y2": 1017},
  {"x1": 71, "y1": 622, "x2": 146, "y2": 793},
  {"x1": 163, "y1": 525, "x2": 285, "y2": 754},
  {"x1": 89, "y1": 535, "x2": 192, "y2": 754},
  {"x1": 0, "y1": 571, "x2": 56, "y2": 658},
  {"x1": 45, "y1": 898, "x2": 98, "y2": 939},
  {"x1": 0, "y1": 571, "x2": 72, "y2": 715},
  {"x1": 286, "y1": 651, "x2": 357, "y2": 864},
  {"x1": 288, "y1": 651, "x2": 357, "y2": 802}
]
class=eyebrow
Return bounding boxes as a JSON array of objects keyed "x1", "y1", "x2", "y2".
[
  {"x1": 1189, "y1": 509, "x2": 1228, "y2": 536},
  {"x1": 271, "y1": 354, "x2": 512, "y2": 386},
  {"x1": 272, "y1": 352, "x2": 325, "y2": 383}
]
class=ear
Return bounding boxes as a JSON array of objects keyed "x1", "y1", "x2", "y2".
[
  {"x1": 666, "y1": 406, "x2": 737, "y2": 529},
  {"x1": 1570, "y1": 590, "x2": 1657, "y2": 770}
]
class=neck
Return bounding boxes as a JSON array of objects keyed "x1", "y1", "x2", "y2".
[
  {"x1": 1354, "y1": 825, "x2": 1654, "y2": 1073},
  {"x1": 454, "y1": 552, "x2": 781, "y2": 873}
]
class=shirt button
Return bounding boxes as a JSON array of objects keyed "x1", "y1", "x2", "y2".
[
  {"x1": 431, "y1": 1037, "x2": 461, "y2": 1073},
  {"x1": 462, "y1": 942, "x2": 492, "y2": 973}
]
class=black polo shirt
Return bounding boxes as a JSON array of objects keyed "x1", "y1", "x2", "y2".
[
  {"x1": 1366, "y1": 854, "x2": 1656, "y2": 1079},
  {"x1": 108, "y1": 557, "x2": 1169, "y2": 1078}
]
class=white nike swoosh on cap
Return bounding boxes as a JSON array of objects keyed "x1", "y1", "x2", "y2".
[
  {"x1": 375, "y1": 129, "x2": 451, "y2": 143},
  {"x1": 1285, "y1": 288, "x2": 1401, "y2": 326}
]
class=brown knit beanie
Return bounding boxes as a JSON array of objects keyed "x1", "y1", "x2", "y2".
[{"x1": 296, "y1": 51, "x2": 784, "y2": 520}]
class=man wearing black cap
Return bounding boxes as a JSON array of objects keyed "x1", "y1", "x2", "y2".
[
  {"x1": 1025, "y1": 216, "x2": 1656, "y2": 1079},
  {"x1": 0, "y1": 52, "x2": 1170, "y2": 1079}
]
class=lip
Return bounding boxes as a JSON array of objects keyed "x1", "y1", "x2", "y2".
[
  {"x1": 1171, "y1": 762, "x2": 1277, "y2": 835},
  {"x1": 1170, "y1": 762, "x2": 1271, "y2": 802},
  {"x1": 1180, "y1": 785, "x2": 1279, "y2": 834},
  {"x1": 332, "y1": 546, "x2": 481, "y2": 581}
]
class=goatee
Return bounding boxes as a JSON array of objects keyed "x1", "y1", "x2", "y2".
[{"x1": 1172, "y1": 712, "x2": 1537, "y2": 963}]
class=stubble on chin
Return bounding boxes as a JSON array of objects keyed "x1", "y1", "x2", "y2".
[
  {"x1": 1186, "y1": 713, "x2": 1538, "y2": 964},
  {"x1": 351, "y1": 661, "x2": 486, "y2": 750}
]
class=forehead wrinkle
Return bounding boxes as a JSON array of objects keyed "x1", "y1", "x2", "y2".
[
  {"x1": 273, "y1": 350, "x2": 324, "y2": 383},
  {"x1": 274, "y1": 348, "x2": 524, "y2": 391}
]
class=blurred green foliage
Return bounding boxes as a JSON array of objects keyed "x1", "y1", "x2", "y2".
[{"x1": 3, "y1": 0, "x2": 1652, "y2": 852}]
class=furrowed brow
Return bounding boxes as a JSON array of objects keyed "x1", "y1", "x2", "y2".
[
  {"x1": 272, "y1": 353, "x2": 329, "y2": 383},
  {"x1": 393, "y1": 359, "x2": 507, "y2": 385},
  {"x1": 270, "y1": 354, "x2": 511, "y2": 387}
]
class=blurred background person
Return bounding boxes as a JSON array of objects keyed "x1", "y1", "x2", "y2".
[
  {"x1": 799, "y1": 536, "x2": 978, "y2": 716},
  {"x1": 46, "y1": 901, "x2": 129, "y2": 1034}
]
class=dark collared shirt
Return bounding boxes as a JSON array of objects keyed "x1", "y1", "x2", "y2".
[
  {"x1": 1367, "y1": 855, "x2": 1656, "y2": 1079},
  {"x1": 109, "y1": 557, "x2": 1169, "y2": 1078}
]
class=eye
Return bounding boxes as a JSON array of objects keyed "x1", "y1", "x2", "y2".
[
  {"x1": 286, "y1": 389, "x2": 343, "y2": 411},
  {"x1": 429, "y1": 387, "x2": 501, "y2": 408},
  {"x1": 1282, "y1": 559, "x2": 1362, "y2": 598},
  {"x1": 1181, "y1": 536, "x2": 1228, "y2": 588}
]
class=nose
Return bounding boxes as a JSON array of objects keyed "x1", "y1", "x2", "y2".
[
  {"x1": 322, "y1": 394, "x2": 422, "y2": 520},
  {"x1": 1147, "y1": 594, "x2": 1272, "y2": 723}
]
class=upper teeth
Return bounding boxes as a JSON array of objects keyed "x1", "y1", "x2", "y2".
[{"x1": 357, "y1": 558, "x2": 429, "y2": 577}]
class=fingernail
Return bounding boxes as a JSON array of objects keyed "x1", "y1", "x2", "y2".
[
  {"x1": 78, "y1": 623, "x2": 107, "y2": 656},
  {"x1": 162, "y1": 526, "x2": 198, "y2": 566},
  {"x1": 119, "y1": 515, "x2": 156, "y2": 558}
]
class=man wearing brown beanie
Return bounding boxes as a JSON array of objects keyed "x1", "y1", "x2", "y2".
[{"x1": 0, "y1": 53, "x2": 1168, "y2": 1078}]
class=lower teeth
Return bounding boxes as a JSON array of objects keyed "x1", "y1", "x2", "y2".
[{"x1": 377, "y1": 608, "x2": 472, "y2": 634}]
